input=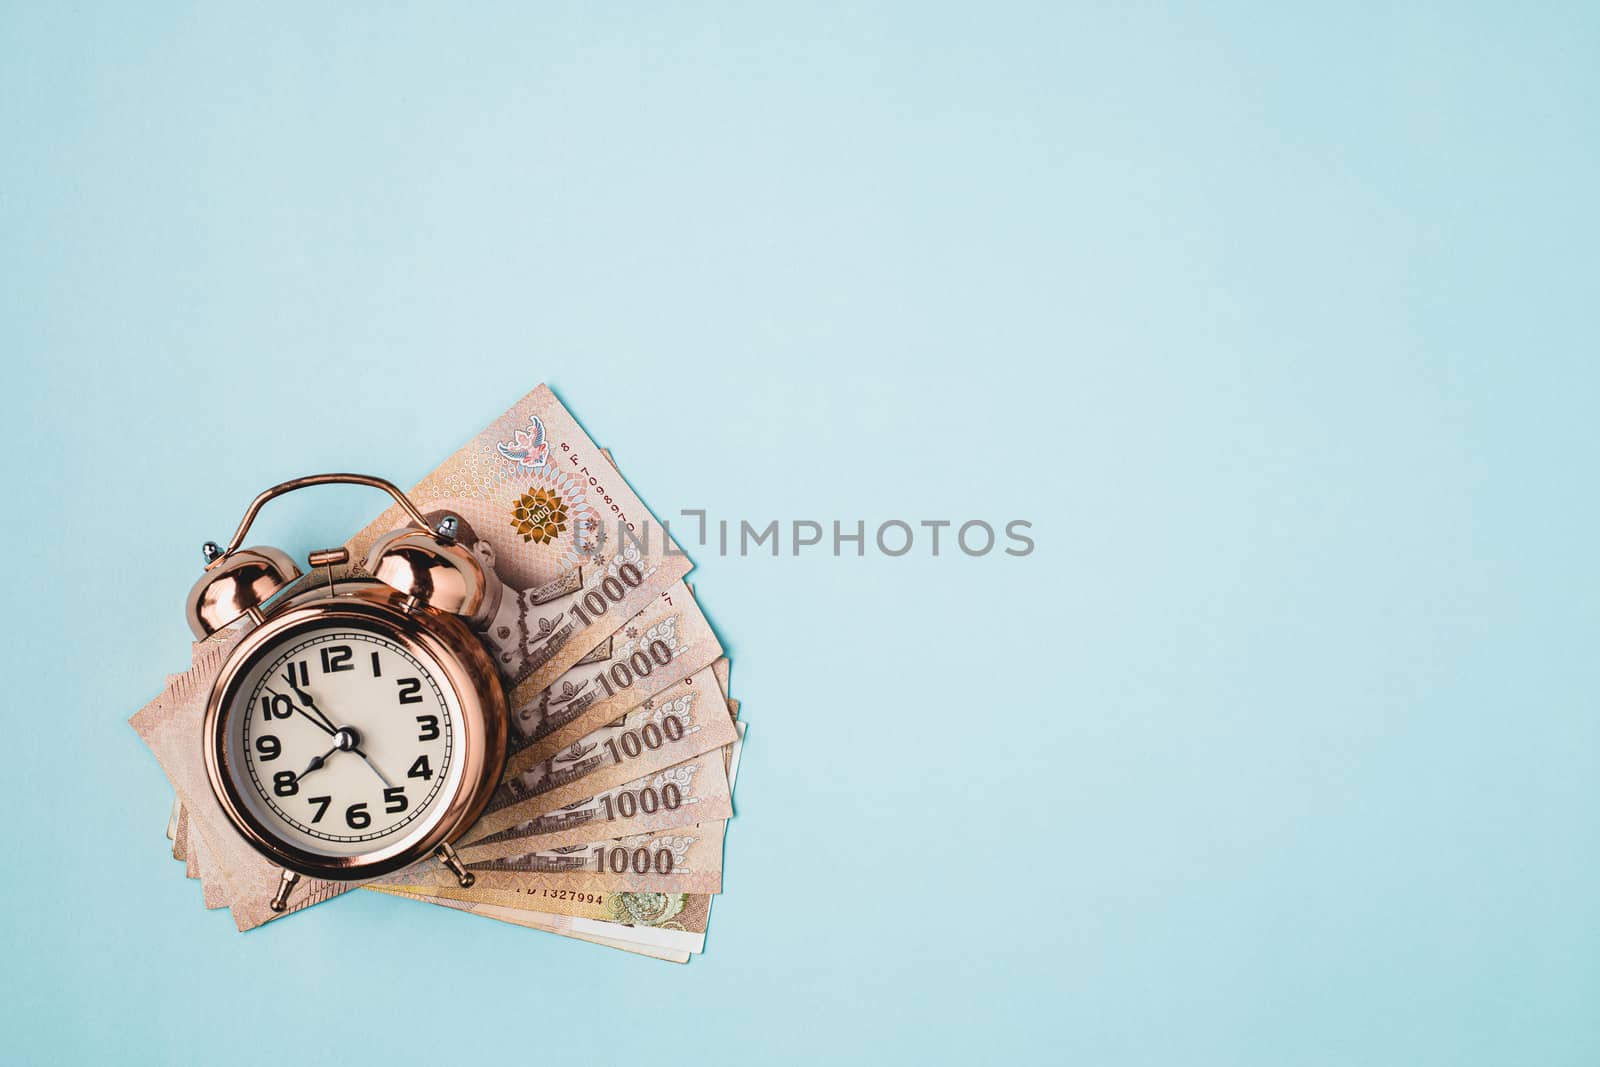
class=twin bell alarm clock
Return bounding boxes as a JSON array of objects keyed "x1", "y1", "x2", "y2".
[{"x1": 184, "y1": 474, "x2": 509, "y2": 912}]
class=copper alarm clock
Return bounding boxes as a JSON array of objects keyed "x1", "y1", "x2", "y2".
[{"x1": 185, "y1": 474, "x2": 508, "y2": 910}]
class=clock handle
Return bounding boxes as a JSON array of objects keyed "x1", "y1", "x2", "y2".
[{"x1": 206, "y1": 473, "x2": 434, "y2": 567}]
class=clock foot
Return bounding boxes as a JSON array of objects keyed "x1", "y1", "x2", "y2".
[
  {"x1": 434, "y1": 843, "x2": 475, "y2": 888},
  {"x1": 269, "y1": 868, "x2": 301, "y2": 913}
]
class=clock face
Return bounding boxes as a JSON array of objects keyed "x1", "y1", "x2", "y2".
[{"x1": 222, "y1": 624, "x2": 460, "y2": 858}]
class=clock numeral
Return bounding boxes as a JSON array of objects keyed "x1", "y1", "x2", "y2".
[
  {"x1": 407, "y1": 754, "x2": 434, "y2": 781},
  {"x1": 260, "y1": 694, "x2": 294, "y2": 721},
  {"x1": 254, "y1": 735, "x2": 281, "y2": 761},
  {"x1": 383, "y1": 786, "x2": 408, "y2": 814},
  {"x1": 396, "y1": 678, "x2": 423, "y2": 705},
  {"x1": 272, "y1": 770, "x2": 298, "y2": 797},
  {"x1": 283, "y1": 661, "x2": 309, "y2": 687},
  {"x1": 319, "y1": 645, "x2": 353, "y2": 673},
  {"x1": 308, "y1": 795, "x2": 331, "y2": 823},
  {"x1": 415, "y1": 715, "x2": 440, "y2": 741},
  {"x1": 345, "y1": 802, "x2": 371, "y2": 829},
  {"x1": 370, "y1": 651, "x2": 382, "y2": 677}
]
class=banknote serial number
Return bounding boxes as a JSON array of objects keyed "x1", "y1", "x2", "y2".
[
  {"x1": 561, "y1": 442, "x2": 638, "y2": 532},
  {"x1": 511, "y1": 888, "x2": 607, "y2": 905}
]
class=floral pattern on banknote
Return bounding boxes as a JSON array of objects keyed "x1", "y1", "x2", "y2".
[
  {"x1": 621, "y1": 832, "x2": 698, "y2": 868},
  {"x1": 606, "y1": 892, "x2": 687, "y2": 929},
  {"x1": 648, "y1": 692, "x2": 701, "y2": 735},
  {"x1": 618, "y1": 613, "x2": 682, "y2": 667},
  {"x1": 655, "y1": 760, "x2": 701, "y2": 796}
]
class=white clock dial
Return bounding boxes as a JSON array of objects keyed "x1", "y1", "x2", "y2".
[{"x1": 225, "y1": 626, "x2": 459, "y2": 858}]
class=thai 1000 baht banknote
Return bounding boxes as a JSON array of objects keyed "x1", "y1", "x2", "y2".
[
  {"x1": 173, "y1": 807, "x2": 189, "y2": 866},
  {"x1": 379, "y1": 708, "x2": 743, "y2": 948},
  {"x1": 343, "y1": 384, "x2": 692, "y2": 702},
  {"x1": 461, "y1": 746, "x2": 733, "y2": 861},
  {"x1": 378, "y1": 704, "x2": 742, "y2": 950},
  {"x1": 465, "y1": 659, "x2": 737, "y2": 841},
  {"x1": 369, "y1": 888, "x2": 694, "y2": 962},
  {"x1": 386, "y1": 821, "x2": 726, "y2": 896},
  {"x1": 461, "y1": 690, "x2": 741, "y2": 858},
  {"x1": 500, "y1": 581, "x2": 722, "y2": 777},
  {"x1": 186, "y1": 824, "x2": 230, "y2": 910},
  {"x1": 370, "y1": 885, "x2": 710, "y2": 957},
  {"x1": 369, "y1": 883, "x2": 715, "y2": 954}
]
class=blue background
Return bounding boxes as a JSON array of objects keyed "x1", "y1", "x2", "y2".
[{"x1": 2, "y1": 4, "x2": 1596, "y2": 1063}]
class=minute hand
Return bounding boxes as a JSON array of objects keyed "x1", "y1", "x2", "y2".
[
  {"x1": 283, "y1": 679, "x2": 340, "y2": 734},
  {"x1": 352, "y1": 748, "x2": 395, "y2": 790}
]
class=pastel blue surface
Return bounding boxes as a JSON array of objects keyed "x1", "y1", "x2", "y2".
[{"x1": 2, "y1": 4, "x2": 1596, "y2": 1064}]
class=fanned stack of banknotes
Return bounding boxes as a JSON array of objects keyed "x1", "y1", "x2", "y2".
[{"x1": 133, "y1": 385, "x2": 741, "y2": 963}]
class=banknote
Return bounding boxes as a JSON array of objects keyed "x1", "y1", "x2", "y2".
[
  {"x1": 184, "y1": 820, "x2": 198, "y2": 880},
  {"x1": 376, "y1": 704, "x2": 742, "y2": 949},
  {"x1": 384, "y1": 821, "x2": 725, "y2": 896},
  {"x1": 343, "y1": 384, "x2": 692, "y2": 702},
  {"x1": 501, "y1": 580, "x2": 722, "y2": 778},
  {"x1": 461, "y1": 745, "x2": 734, "y2": 860},
  {"x1": 368, "y1": 883, "x2": 714, "y2": 955},
  {"x1": 371, "y1": 885, "x2": 707, "y2": 956},
  {"x1": 188, "y1": 828, "x2": 229, "y2": 910},
  {"x1": 462, "y1": 691, "x2": 741, "y2": 858},
  {"x1": 727, "y1": 716, "x2": 744, "y2": 788},
  {"x1": 172, "y1": 807, "x2": 188, "y2": 865},
  {"x1": 377, "y1": 890, "x2": 691, "y2": 962},
  {"x1": 131, "y1": 632, "x2": 352, "y2": 930},
  {"x1": 552, "y1": 929, "x2": 689, "y2": 962},
  {"x1": 465, "y1": 660, "x2": 738, "y2": 841}
]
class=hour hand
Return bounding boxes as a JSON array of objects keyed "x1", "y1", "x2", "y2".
[{"x1": 293, "y1": 746, "x2": 338, "y2": 782}]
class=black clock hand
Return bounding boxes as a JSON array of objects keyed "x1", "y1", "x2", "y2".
[
  {"x1": 281, "y1": 676, "x2": 340, "y2": 733},
  {"x1": 292, "y1": 745, "x2": 339, "y2": 783},
  {"x1": 280, "y1": 684, "x2": 394, "y2": 787},
  {"x1": 263, "y1": 687, "x2": 336, "y2": 738}
]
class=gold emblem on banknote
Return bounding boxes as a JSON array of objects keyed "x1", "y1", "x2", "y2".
[{"x1": 511, "y1": 486, "x2": 569, "y2": 544}]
